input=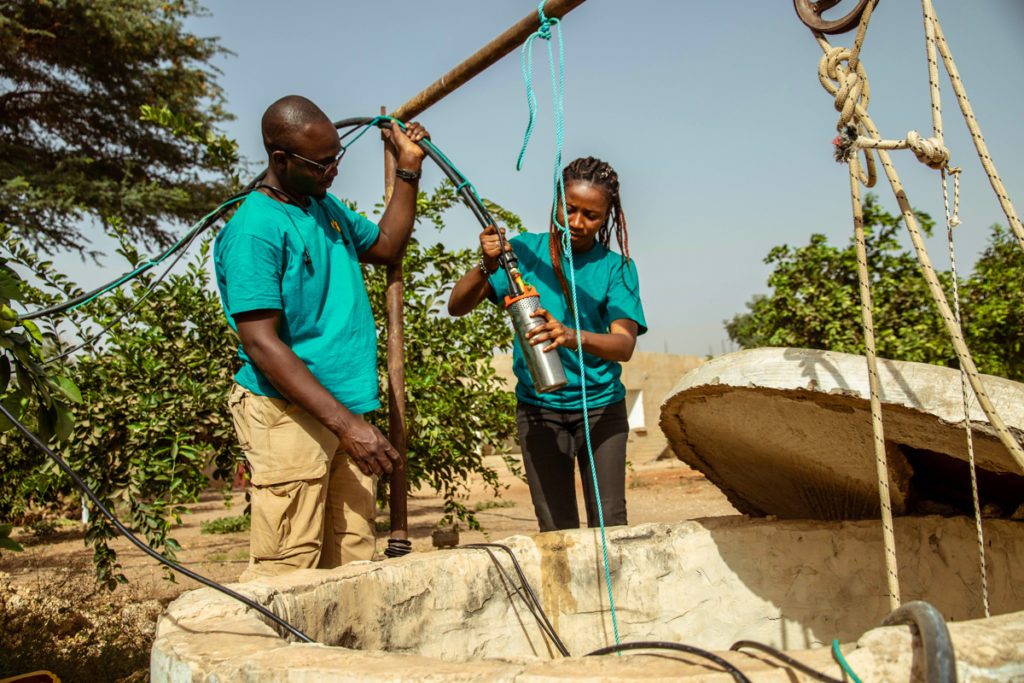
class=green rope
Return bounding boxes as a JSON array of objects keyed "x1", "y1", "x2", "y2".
[
  {"x1": 832, "y1": 639, "x2": 863, "y2": 683},
  {"x1": 61, "y1": 195, "x2": 246, "y2": 313},
  {"x1": 517, "y1": 0, "x2": 621, "y2": 649}
]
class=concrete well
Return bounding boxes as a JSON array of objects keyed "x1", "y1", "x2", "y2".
[
  {"x1": 660, "y1": 348, "x2": 1024, "y2": 520},
  {"x1": 152, "y1": 516, "x2": 1024, "y2": 681}
]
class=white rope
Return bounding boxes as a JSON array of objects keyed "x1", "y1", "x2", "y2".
[
  {"x1": 942, "y1": 165, "x2": 989, "y2": 617},
  {"x1": 817, "y1": 0, "x2": 901, "y2": 612},
  {"x1": 850, "y1": 154, "x2": 901, "y2": 611},
  {"x1": 926, "y1": 0, "x2": 1024, "y2": 254},
  {"x1": 809, "y1": 0, "x2": 1024, "y2": 615}
]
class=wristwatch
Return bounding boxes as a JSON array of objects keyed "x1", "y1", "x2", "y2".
[
  {"x1": 478, "y1": 254, "x2": 497, "y2": 277},
  {"x1": 395, "y1": 167, "x2": 421, "y2": 181}
]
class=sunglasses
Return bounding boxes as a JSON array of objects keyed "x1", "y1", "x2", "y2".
[{"x1": 279, "y1": 147, "x2": 346, "y2": 177}]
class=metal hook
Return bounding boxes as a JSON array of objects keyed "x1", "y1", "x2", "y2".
[{"x1": 793, "y1": 0, "x2": 876, "y2": 35}]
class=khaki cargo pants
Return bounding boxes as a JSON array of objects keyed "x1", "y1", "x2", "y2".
[{"x1": 228, "y1": 383, "x2": 376, "y2": 581}]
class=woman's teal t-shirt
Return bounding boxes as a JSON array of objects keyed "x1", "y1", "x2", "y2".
[
  {"x1": 213, "y1": 191, "x2": 381, "y2": 414},
  {"x1": 486, "y1": 232, "x2": 647, "y2": 410}
]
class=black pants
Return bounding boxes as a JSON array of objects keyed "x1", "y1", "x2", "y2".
[{"x1": 516, "y1": 399, "x2": 628, "y2": 532}]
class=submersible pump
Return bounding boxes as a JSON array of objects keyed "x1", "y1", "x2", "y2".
[{"x1": 497, "y1": 247, "x2": 568, "y2": 394}]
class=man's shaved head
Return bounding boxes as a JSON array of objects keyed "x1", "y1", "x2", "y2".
[{"x1": 262, "y1": 95, "x2": 332, "y2": 154}]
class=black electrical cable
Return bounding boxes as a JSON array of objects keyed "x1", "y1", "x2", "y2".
[
  {"x1": 21, "y1": 116, "x2": 499, "y2": 328},
  {"x1": 0, "y1": 401, "x2": 314, "y2": 643},
  {"x1": 881, "y1": 601, "x2": 957, "y2": 683},
  {"x1": 730, "y1": 640, "x2": 844, "y2": 682},
  {"x1": 333, "y1": 117, "x2": 523, "y2": 288},
  {"x1": 44, "y1": 224, "x2": 205, "y2": 364},
  {"x1": 19, "y1": 183, "x2": 259, "y2": 322},
  {"x1": 461, "y1": 543, "x2": 571, "y2": 656},
  {"x1": 461, "y1": 545, "x2": 559, "y2": 649},
  {"x1": 586, "y1": 642, "x2": 753, "y2": 683}
]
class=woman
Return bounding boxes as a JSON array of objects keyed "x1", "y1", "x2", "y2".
[{"x1": 448, "y1": 156, "x2": 647, "y2": 531}]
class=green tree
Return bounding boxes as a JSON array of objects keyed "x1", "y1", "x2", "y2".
[
  {"x1": 726, "y1": 194, "x2": 1024, "y2": 381},
  {"x1": 0, "y1": 0, "x2": 236, "y2": 256},
  {"x1": 364, "y1": 182, "x2": 521, "y2": 530},
  {"x1": 725, "y1": 194, "x2": 955, "y2": 366},
  {"x1": 0, "y1": 230, "x2": 81, "y2": 560},
  {"x1": 0, "y1": 179, "x2": 522, "y2": 583},
  {"x1": 2, "y1": 227, "x2": 241, "y2": 586},
  {"x1": 961, "y1": 225, "x2": 1024, "y2": 381}
]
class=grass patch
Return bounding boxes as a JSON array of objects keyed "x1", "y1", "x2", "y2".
[
  {"x1": 207, "y1": 548, "x2": 249, "y2": 562},
  {"x1": 375, "y1": 519, "x2": 390, "y2": 533},
  {"x1": 28, "y1": 519, "x2": 60, "y2": 537},
  {"x1": 200, "y1": 515, "x2": 250, "y2": 535},
  {"x1": 473, "y1": 500, "x2": 515, "y2": 512}
]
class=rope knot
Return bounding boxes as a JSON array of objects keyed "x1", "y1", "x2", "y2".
[
  {"x1": 535, "y1": 2, "x2": 558, "y2": 40},
  {"x1": 906, "y1": 130, "x2": 950, "y2": 170},
  {"x1": 818, "y1": 47, "x2": 870, "y2": 130}
]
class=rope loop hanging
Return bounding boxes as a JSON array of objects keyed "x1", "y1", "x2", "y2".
[
  {"x1": 516, "y1": 1, "x2": 563, "y2": 172},
  {"x1": 944, "y1": 166, "x2": 962, "y2": 227},
  {"x1": 515, "y1": 0, "x2": 622, "y2": 649}
]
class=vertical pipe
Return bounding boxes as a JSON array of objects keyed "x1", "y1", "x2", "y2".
[{"x1": 382, "y1": 105, "x2": 408, "y2": 542}]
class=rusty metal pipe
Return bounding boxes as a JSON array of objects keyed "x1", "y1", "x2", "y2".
[
  {"x1": 390, "y1": 0, "x2": 587, "y2": 122},
  {"x1": 381, "y1": 106, "x2": 409, "y2": 548}
]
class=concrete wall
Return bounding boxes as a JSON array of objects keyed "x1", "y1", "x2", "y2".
[{"x1": 153, "y1": 516, "x2": 1024, "y2": 681}]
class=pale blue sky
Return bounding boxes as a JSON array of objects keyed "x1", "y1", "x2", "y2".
[{"x1": 65, "y1": 1, "x2": 1024, "y2": 356}]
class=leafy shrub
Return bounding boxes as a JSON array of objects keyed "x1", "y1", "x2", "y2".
[
  {"x1": 1, "y1": 229, "x2": 242, "y2": 587},
  {"x1": 200, "y1": 515, "x2": 250, "y2": 535}
]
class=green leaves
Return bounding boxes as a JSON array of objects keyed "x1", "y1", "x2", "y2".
[
  {"x1": 362, "y1": 181, "x2": 522, "y2": 531},
  {"x1": 0, "y1": 522, "x2": 23, "y2": 556},
  {"x1": 0, "y1": 177, "x2": 524, "y2": 583},
  {"x1": 1, "y1": 228, "x2": 242, "y2": 585},
  {"x1": 960, "y1": 225, "x2": 1024, "y2": 381},
  {"x1": 726, "y1": 194, "x2": 1020, "y2": 381},
  {"x1": 1, "y1": 0, "x2": 236, "y2": 254}
]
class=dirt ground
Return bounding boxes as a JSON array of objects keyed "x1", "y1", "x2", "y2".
[{"x1": 0, "y1": 452, "x2": 739, "y2": 681}]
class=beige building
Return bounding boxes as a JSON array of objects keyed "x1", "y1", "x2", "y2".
[{"x1": 491, "y1": 351, "x2": 704, "y2": 462}]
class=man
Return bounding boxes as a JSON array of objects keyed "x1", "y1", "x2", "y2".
[{"x1": 214, "y1": 95, "x2": 427, "y2": 579}]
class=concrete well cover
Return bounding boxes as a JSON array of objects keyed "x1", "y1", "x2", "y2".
[{"x1": 659, "y1": 347, "x2": 1024, "y2": 520}]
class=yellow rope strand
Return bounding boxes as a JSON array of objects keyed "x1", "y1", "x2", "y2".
[
  {"x1": 942, "y1": 166, "x2": 989, "y2": 617},
  {"x1": 926, "y1": 0, "x2": 1024, "y2": 254},
  {"x1": 850, "y1": 154, "x2": 901, "y2": 611},
  {"x1": 813, "y1": 11, "x2": 1024, "y2": 477},
  {"x1": 927, "y1": 0, "x2": 988, "y2": 614},
  {"x1": 810, "y1": 0, "x2": 1024, "y2": 614},
  {"x1": 819, "y1": 1, "x2": 901, "y2": 611}
]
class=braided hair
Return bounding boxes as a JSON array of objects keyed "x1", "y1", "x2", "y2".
[{"x1": 548, "y1": 156, "x2": 630, "y2": 311}]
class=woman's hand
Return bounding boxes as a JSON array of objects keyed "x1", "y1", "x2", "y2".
[
  {"x1": 479, "y1": 224, "x2": 511, "y2": 273},
  {"x1": 525, "y1": 307, "x2": 581, "y2": 352}
]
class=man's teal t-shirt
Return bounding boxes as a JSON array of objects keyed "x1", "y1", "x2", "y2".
[
  {"x1": 214, "y1": 191, "x2": 381, "y2": 414},
  {"x1": 486, "y1": 232, "x2": 647, "y2": 410}
]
